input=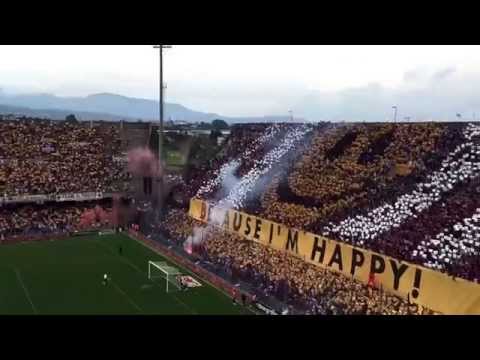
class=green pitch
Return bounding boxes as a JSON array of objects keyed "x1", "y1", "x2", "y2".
[{"x1": 0, "y1": 234, "x2": 254, "y2": 315}]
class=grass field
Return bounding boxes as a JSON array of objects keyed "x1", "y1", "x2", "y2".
[
  {"x1": 165, "y1": 149, "x2": 187, "y2": 167},
  {"x1": 0, "y1": 234, "x2": 253, "y2": 315}
]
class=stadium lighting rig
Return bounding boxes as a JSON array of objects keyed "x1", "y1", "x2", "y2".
[
  {"x1": 153, "y1": 45, "x2": 172, "y2": 218},
  {"x1": 153, "y1": 45, "x2": 172, "y2": 165},
  {"x1": 392, "y1": 106, "x2": 398, "y2": 123}
]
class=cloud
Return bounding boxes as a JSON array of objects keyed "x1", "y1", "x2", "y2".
[
  {"x1": 293, "y1": 68, "x2": 480, "y2": 122},
  {"x1": 404, "y1": 69, "x2": 423, "y2": 82},
  {"x1": 432, "y1": 67, "x2": 456, "y2": 81}
]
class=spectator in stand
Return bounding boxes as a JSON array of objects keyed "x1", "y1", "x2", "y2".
[
  {"x1": 154, "y1": 209, "x2": 437, "y2": 314},
  {"x1": 200, "y1": 227, "x2": 436, "y2": 315},
  {"x1": 322, "y1": 124, "x2": 480, "y2": 280},
  {"x1": 0, "y1": 201, "x2": 112, "y2": 240},
  {"x1": 260, "y1": 123, "x2": 445, "y2": 230},
  {"x1": 0, "y1": 118, "x2": 131, "y2": 196},
  {"x1": 190, "y1": 123, "x2": 315, "y2": 201},
  {"x1": 154, "y1": 122, "x2": 480, "y2": 313}
]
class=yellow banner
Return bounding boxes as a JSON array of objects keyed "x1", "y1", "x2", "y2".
[{"x1": 189, "y1": 198, "x2": 480, "y2": 314}]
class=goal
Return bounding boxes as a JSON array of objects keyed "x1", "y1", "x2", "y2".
[{"x1": 148, "y1": 261, "x2": 183, "y2": 293}]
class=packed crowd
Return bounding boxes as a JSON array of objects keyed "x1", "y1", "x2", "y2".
[
  {"x1": 190, "y1": 123, "x2": 315, "y2": 201},
  {"x1": 204, "y1": 230, "x2": 436, "y2": 314},
  {"x1": 3, "y1": 118, "x2": 462, "y2": 313},
  {"x1": 260, "y1": 123, "x2": 447, "y2": 230},
  {"x1": 235, "y1": 122, "x2": 480, "y2": 281},
  {"x1": 414, "y1": 207, "x2": 480, "y2": 279},
  {"x1": 0, "y1": 201, "x2": 112, "y2": 240},
  {"x1": 217, "y1": 123, "x2": 313, "y2": 209},
  {"x1": 159, "y1": 216, "x2": 435, "y2": 314},
  {"x1": 322, "y1": 123, "x2": 480, "y2": 279},
  {"x1": 186, "y1": 124, "x2": 276, "y2": 199},
  {"x1": 0, "y1": 119, "x2": 130, "y2": 196},
  {"x1": 323, "y1": 124, "x2": 480, "y2": 241},
  {"x1": 154, "y1": 121, "x2": 480, "y2": 314},
  {"x1": 160, "y1": 208, "x2": 198, "y2": 241}
]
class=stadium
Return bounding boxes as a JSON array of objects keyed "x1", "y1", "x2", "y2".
[
  {"x1": 1, "y1": 116, "x2": 479, "y2": 315},
  {"x1": 1, "y1": 44, "x2": 480, "y2": 316}
]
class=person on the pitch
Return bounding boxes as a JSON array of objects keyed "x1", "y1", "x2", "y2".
[
  {"x1": 103, "y1": 273, "x2": 109, "y2": 286},
  {"x1": 119, "y1": 245, "x2": 123, "y2": 256}
]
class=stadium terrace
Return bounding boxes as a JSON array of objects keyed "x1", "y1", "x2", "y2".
[{"x1": 1, "y1": 117, "x2": 480, "y2": 315}]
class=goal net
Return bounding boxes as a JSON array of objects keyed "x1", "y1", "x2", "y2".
[{"x1": 148, "y1": 261, "x2": 183, "y2": 293}]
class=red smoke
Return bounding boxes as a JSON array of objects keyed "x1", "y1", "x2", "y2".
[
  {"x1": 111, "y1": 195, "x2": 134, "y2": 227},
  {"x1": 112, "y1": 195, "x2": 121, "y2": 226},
  {"x1": 127, "y1": 147, "x2": 162, "y2": 177},
  {"x1": 79, "y1": 209, "x2": 96, "y2": 229},
  {"x1": 94, "y1": 205, "x2": 111, "y2": 224},
  {"x1": 184, "y1": 240, "x2": 193, "y2": 255},
  {"x1": 78, "y1": 206, "x2": 112, "y2": 229}
]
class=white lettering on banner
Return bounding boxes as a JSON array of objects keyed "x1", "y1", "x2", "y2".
[
  {"x1": 56, "y1": 192, "x2": 104, "y2": 202},
  {"x1": 189, "y1": 198, "x2": 480, "y2": 315}
]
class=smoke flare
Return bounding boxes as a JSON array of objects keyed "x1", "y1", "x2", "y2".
[{"x1": 127, "y1": 147, "x2": 162, "y2": 177}]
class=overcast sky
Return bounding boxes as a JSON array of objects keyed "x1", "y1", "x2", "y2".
[{"x1": 1, "y1": 45, "x2": 480, "y2": 120}]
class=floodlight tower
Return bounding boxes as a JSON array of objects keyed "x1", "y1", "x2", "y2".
[
  {"x1": 153, "y1": 44, "x2": 172, "y2": 218},
  {"x1": 153, "y1": 45, "x2": 172, "y2": 165},
  {"x1": 392, "y1": 106, "x2": 398, "y2": 123}
]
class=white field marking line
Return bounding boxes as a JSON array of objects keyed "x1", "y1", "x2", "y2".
[
  {"x1": 92, "y1": 238, "x2": 196, "y2": 315},
  {"x1": 128, "y1": 235, "x2": 256, "y2": 314},
  {"x1": 110, "y1": 279, "x2": 143, "y2": 313},
  {"x1": 13, "y1": 267, "x2": 38, "y2": 314}
]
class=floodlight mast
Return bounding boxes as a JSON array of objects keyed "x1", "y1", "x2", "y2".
[
  {"x1": 392, "y1": 106, "x2": 398, "y2": 123},
  {"x1": 153, "y1": 45, "x2": 172, "y2": 218}
]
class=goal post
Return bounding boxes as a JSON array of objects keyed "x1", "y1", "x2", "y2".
[{"x1": 148, "y1": 261, "x2": 183, "y2": 293}]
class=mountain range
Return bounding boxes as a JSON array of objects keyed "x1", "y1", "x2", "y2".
[{"x1": 0, "y1": 92, "x2": 296, "y2": 123}]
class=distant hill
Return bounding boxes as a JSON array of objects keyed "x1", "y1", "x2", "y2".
[
  {"x1": 0, "y1": 92, "x2": 224, "y2": 122},
  {"x1": 0, "y1": 103, "x2": 138, "y2": 121},
  {"x1": 0, "y1": 92, "x2": 302, "y2": 124}
]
